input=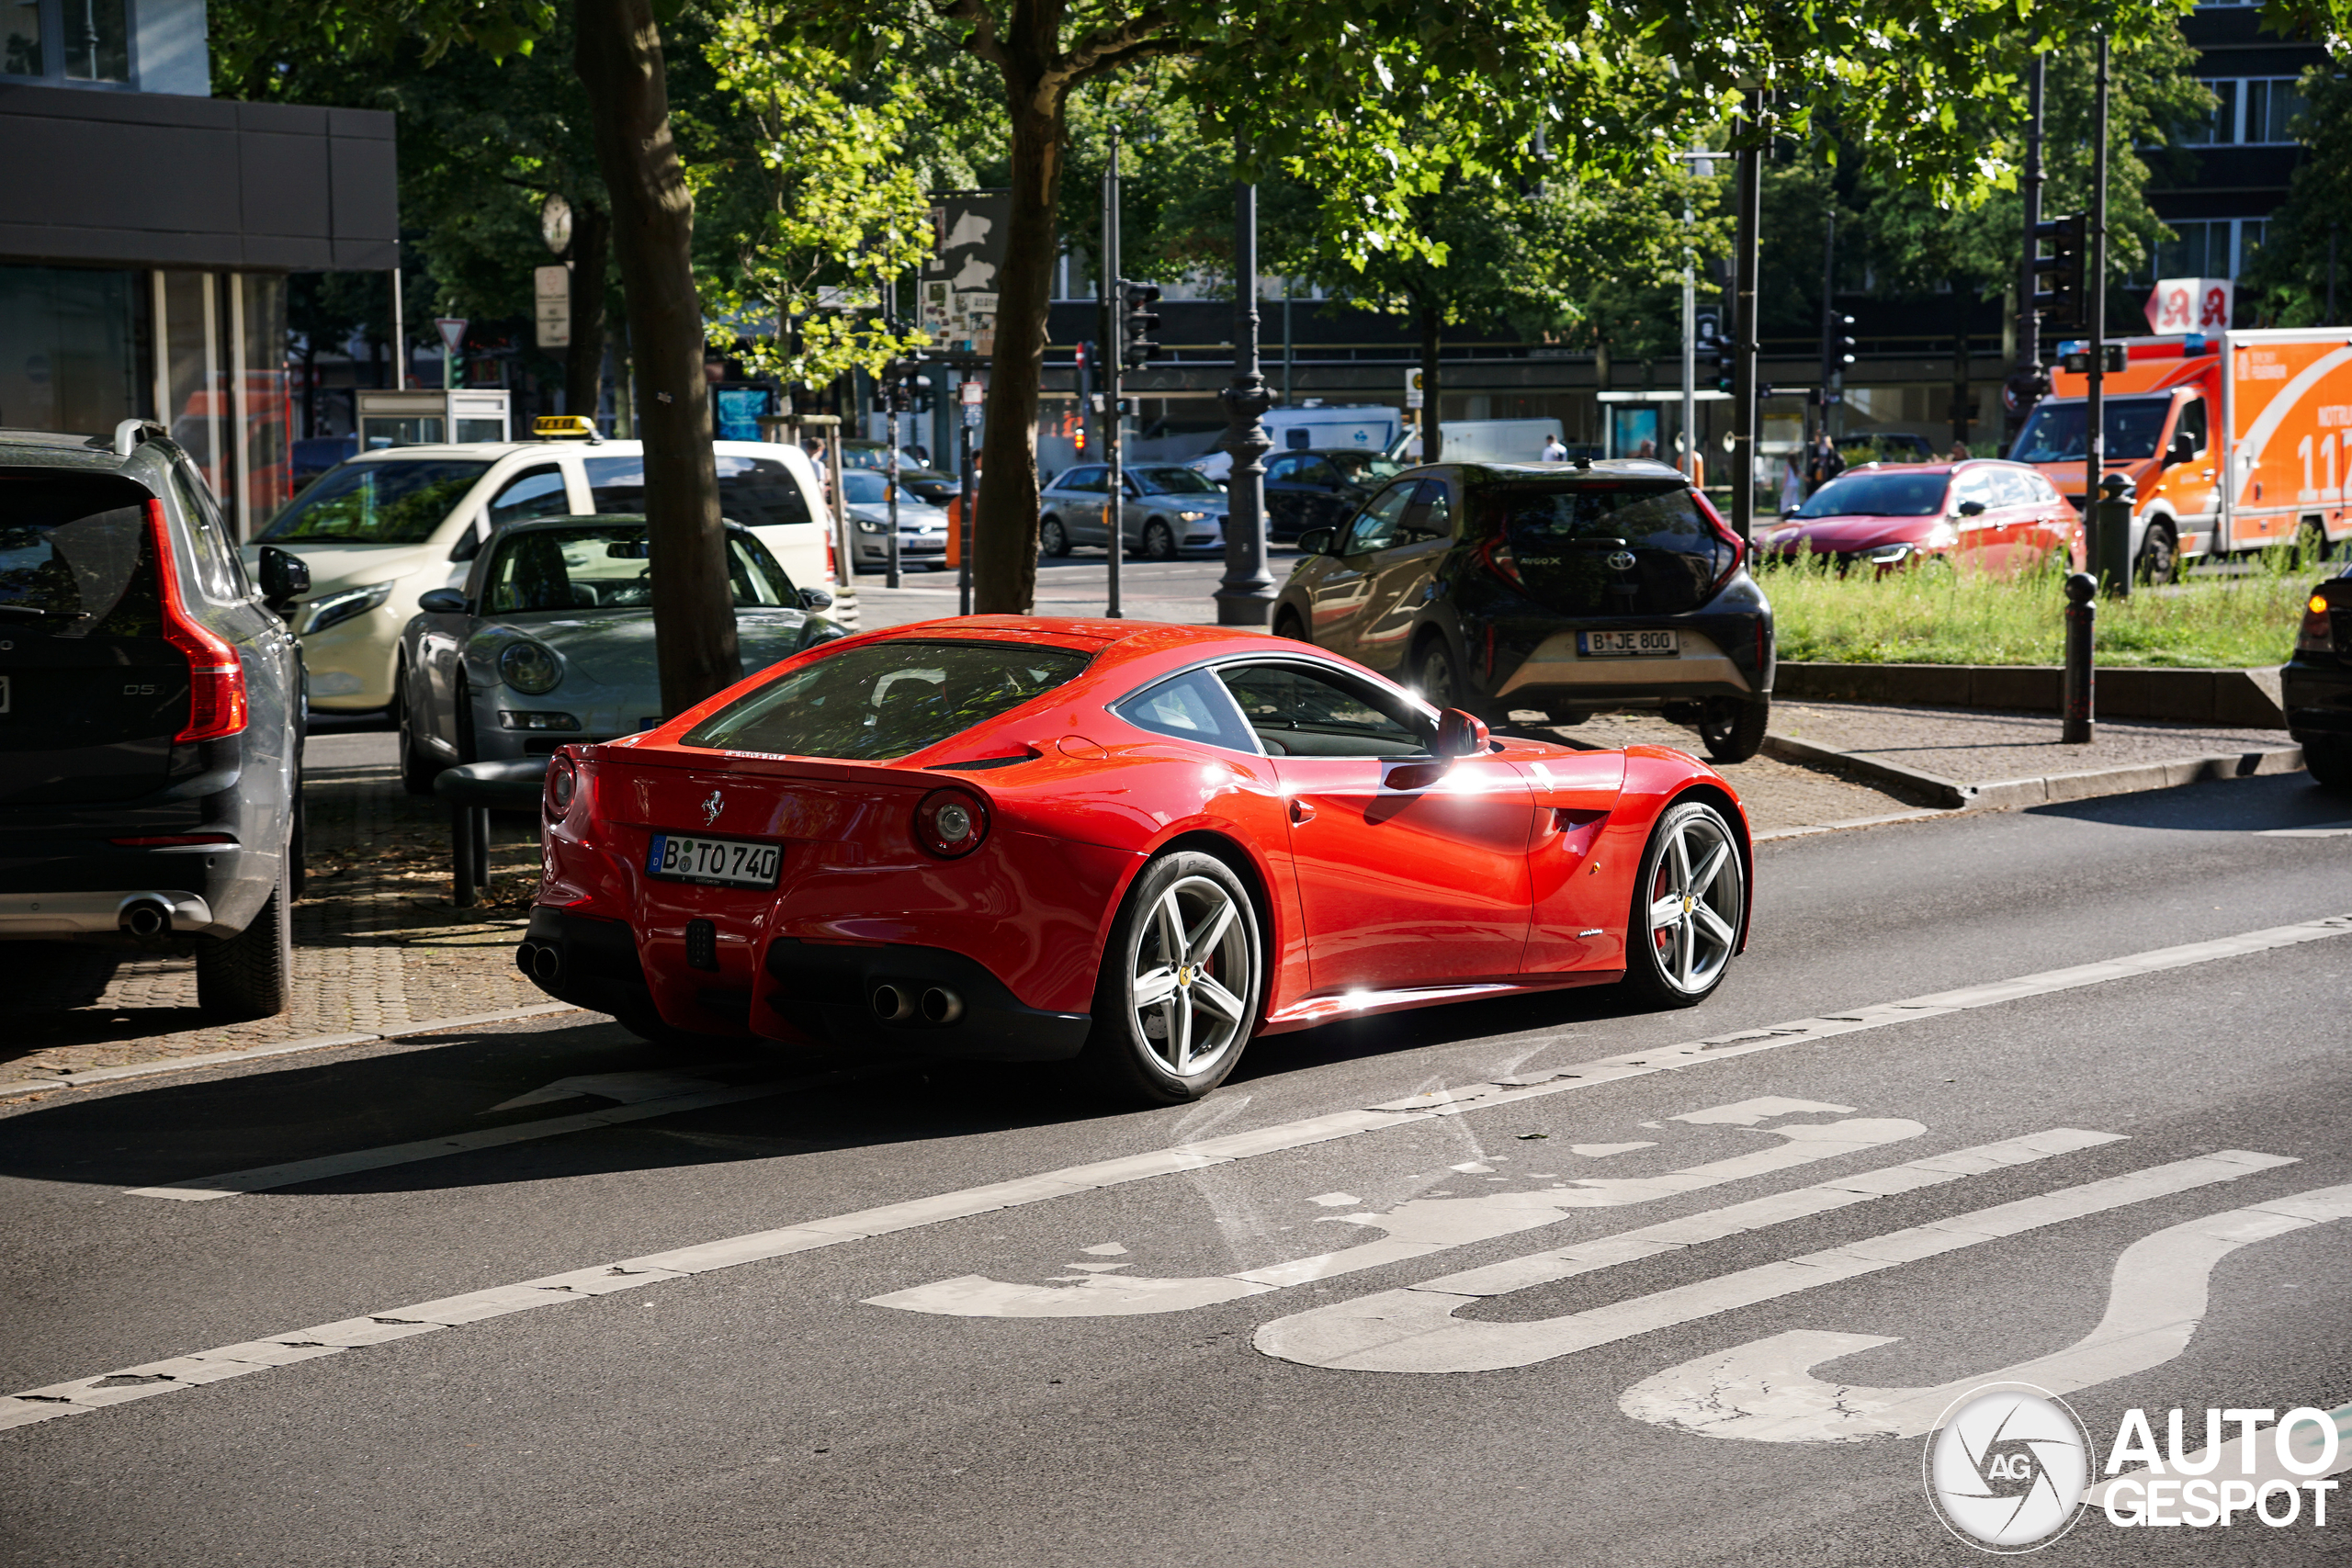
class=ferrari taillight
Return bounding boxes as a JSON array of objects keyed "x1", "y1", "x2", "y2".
[
  {"x1": 914, "y1": 787, "x2": 989, "y2": 859},
  {"x1": 147, "y1": 499, "x2": 248, "y2": 744},
  {"x1": 546, "y1": 752, "x2": 578, "y2": 816}
]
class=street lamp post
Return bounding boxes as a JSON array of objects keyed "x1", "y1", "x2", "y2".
[{"x1": 1216, "y1": 176, "x2": 1276, "y2": 627}]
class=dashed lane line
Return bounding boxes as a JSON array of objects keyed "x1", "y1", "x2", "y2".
[{"x1": 4, "y1": 912, "x2": 2346, "y2": 1433}]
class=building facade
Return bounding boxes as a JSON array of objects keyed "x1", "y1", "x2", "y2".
[{"x1": 0, "y1": 0, "x2": 396, "y2": 538}]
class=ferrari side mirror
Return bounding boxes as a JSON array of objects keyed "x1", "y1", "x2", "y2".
[{"x1": 1435, "y1": 707, "x2": 1489, "y2": 758}]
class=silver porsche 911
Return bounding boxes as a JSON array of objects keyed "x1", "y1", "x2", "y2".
[{"x1": 394, "y1": 514, "x2": 843, "y2": 792}]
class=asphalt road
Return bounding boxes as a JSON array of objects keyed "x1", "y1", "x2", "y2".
[
  {"x1": 3, "y1": 776, "x2": 2349, "y2": 1566},
  {"x1": 850, "y1": 549, "x2": 1279, "y2": 629}
]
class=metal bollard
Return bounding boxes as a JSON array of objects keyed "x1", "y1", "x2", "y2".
[
  {"x1": 2095, "y1": 471, "x2": 2134, "y2": 599},
  {"x1": 2063, "y1": 570, "x2": 2097, "y2": 744}
]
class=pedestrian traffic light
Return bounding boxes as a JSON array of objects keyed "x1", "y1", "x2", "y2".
[
  {"x1": 1121, "y1": 282, "x2": 1162, "y2": 371},
  {"x1": 2032, "y1": 213, "x2": 2087, "y2": 332}
]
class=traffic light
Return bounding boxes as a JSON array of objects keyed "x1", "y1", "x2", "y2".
[
  {"x1": 2032, "y1": 213, "x2": 2087, "y2": 332},
  {"x1": 1713, "y1": 333, "x2": 1736, "y2": 395},
  {"x1": 1822, "y1": 312, "x2": 1855, "y2": 376},
  {"x1": 1121, "y1": 281, "x2": 1162, "y2": 371},
  {"x1": 878, "y1": 356, "x2": 931, "y2": 412},
  {"x1": 2057, "y1": 343, "x2": 2130, "y2": 375}
]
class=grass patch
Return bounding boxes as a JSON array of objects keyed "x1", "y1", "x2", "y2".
[{"x1": 1756, "y1": 551, "x2": 2314, "y2": 668}]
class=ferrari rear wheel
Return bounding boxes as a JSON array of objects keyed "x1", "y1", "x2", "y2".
[
  {"x1": 1081, "y1": 852, "x2": 1261, "y2": 1105},
  {"x1": 1622, "y1": 799, "x2": 1745, "y2": 1009}
]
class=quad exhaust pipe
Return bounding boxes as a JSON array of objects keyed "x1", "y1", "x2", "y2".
[
  {"x1": 871, "y1": 983, "x2": 963, "y2": 1027},
  {"x1": 515, "y1": 941, "x2": 562, "y2": 986}
]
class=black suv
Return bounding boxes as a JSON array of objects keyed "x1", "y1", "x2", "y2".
[
  {"x1": 1271, "y1": 458, "x2": 1775, "y2": 761},
  {"x1": 0, "y1": 423, "x2": 310, "y2": 1018},
  {"x1": 2286, "y1": 560, "x2": 2352, "y2": 790}
]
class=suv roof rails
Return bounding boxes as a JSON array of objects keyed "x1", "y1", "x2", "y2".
[{"x1": 107, "y1": 419, "x2": 169, "y2": 457}]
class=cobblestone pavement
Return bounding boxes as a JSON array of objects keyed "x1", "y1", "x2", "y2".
[
  {"x1": 0, "y1": 728, "x2": 548, "y2": 1086},
  {"x1": 1769, "y1": 700, "x2": 2297, "y2": 785}
]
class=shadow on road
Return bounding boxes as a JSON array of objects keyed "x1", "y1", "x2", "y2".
[{"x1": 2023, "y1": 770, "x2": 2348, "y2": 832}]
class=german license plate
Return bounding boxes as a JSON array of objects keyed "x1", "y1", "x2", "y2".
[
  {"x1": 1578, "y1": 629, "x2": 1679, "y2": 658},
  {"x1": 646, "y1": 833, "x2": 782, "y2": 888}
]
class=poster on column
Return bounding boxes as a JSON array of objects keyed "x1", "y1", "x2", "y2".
[{"x1": 925, "y1": 189, "x2": 1012, "y2": 355}]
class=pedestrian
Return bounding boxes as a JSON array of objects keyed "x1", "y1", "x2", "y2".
[
  {"x1": 1804, "y1": 430, "x2": 1845, "y2": 494},
  {"x1": 1541, "y1": 433, "x2": 1567, "y2": 462},
  {"x1": 1634, "y1": 437, "x2": 1657, "y2": 459},
  {"x1": 1947, "y1": 441, "x2": 1971, "y2": 462},
  {"x1": 1779, "y1": 454, "x2": 1805, "y2": 514}
]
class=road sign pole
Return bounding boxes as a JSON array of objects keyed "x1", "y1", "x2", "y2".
[
  {"x1": 1104, "y1": 134, "x2": 1123, "y2": 620},
  {"x1": 2087, "y1": 35, "x2": 2116, "y2": 596},
  {"x1": 958, "y1": 381, "x2": 977, "y2": 616},
  {"x1": 1730, "y1": 91, "x2": 1764, "y2": 544},
  {"x1": 2062, "y1": 571, "x2": 2097, "y2": 743}
]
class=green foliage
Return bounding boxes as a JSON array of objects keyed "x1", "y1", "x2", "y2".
[
  {"x1": 1758, "y1": 551, "x2": 2307, "y2": 668},
  {"x1": 690, "y1": 5, "x2": 934, "y2": 384}
]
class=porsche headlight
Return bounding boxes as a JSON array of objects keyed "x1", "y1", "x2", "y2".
[
  {"x1": 299, "y1": 581, "x2": 393, "y2": 636},
  {"x1": 498, "y1": 639, "x2": 563, "y2": 694}
]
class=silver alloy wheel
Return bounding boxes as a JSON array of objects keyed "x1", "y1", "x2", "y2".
[
  {"x1": 1127, "y1": 874, "x2": 1253, "y2": 1077},
  {"x1": 1645, "y1": 808, "x2": 1742, "y2": 995}
]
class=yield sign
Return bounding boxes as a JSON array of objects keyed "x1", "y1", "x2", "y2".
[{"x1": 435, "y1": 317, "x2": 469, "y2": 355}]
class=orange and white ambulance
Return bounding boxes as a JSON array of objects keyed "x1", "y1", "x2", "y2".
[{"x1": 2007, "y1": 328, "x2": 2352, "y2": 581}]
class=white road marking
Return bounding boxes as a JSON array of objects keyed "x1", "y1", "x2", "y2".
[
  {"x1": 1674, "y1": 1099, "x2": 1851, "y2": 1125},
  {"x1": 483, "y1": 1069, "x2": 727, "y2": 1112},
  {"x1": 1620, "y1": 1182, "x2": 2352, "y2": 1440},
  {"x1": 1569, "y1": 1143, "x2": 1655, "y2": 1158},
  {"x1": 1252, "y1": 1148, "x2": 2291, "y2": 1373},
  {"x1": 2258, "y1": 821, "x2": 2352, "y2": 838},
  {"x1": 1308, "y1": 1192, "x2": 1363, "y2": 1207},
  {"x1": 7, "y1": 913, "x2": 2346, "y2": 1432},
  {"x1": 1080, "y1": 1242, "x2": 1129, "y2": 1256},
  {"x1": 2081, "y1": 1399, "x2": 2352, "y2": 1506},
  {"x1": 865, "y1": 1112, "x2": 1927, "y2": 1319}
]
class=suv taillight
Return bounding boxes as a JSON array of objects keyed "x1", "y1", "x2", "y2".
[
  {"x1": 1691, "y1": 488, "x2": 1748, "y2": 592},
  {"x1": 2300, "y1": 588, "x2": 2342, "y2": 654},
  {"x1": 146, "y1": 499, "x2": 248, "y2": 743}
]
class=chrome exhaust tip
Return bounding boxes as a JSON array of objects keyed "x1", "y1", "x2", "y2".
[
  {"x1": 530, "y1": 943, "x2": 562, "y2": 985},
  {"x1": 920, "y1": 987, "x2": 964, "y2": 1025},
  {"x1": 121, "y1": 899, "x2": 170, "y2": 938},
  {"x1": 871, "y1": 983, "x2": 917, "y2": 1024}
]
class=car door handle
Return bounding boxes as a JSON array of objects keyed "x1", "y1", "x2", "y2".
[{"x1": 1289, "y1": 798, "x2": 1316, "y2": 824}]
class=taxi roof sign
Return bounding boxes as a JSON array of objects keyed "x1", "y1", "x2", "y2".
[{"x1": 533, "y1": 414, "x2": 601, "y2": 442}]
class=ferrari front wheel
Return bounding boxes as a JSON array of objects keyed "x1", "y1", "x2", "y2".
[
  {"x1": 1622, "y1": 799, "x2": 1745, "y2": 1009},
  {"x1": 1081, "y1": 852, "x2": 1262, "y2": 1105}
]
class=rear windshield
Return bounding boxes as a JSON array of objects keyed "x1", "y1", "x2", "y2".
[
  {"x1": 1483, "y1": 479, "x2": 1714, "y2": 550},
  {"x1": 0, "y1": 471, "x2": 159, "y2": 638},
  {"x1": 584, "y1": 454, "x2": 814, "y2": 527},
  {"x1": 682, "y1": 638, "x2": 1091, "y2": 761},
  {"x1": 1793, "y1": 470, "x2": 1951, "y2": 519},
  {"x1": 260, "y1": 457, "x2": 492, "y2": 544}
]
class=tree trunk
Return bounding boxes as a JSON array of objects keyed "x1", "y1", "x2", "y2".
[
  {"x1": 575, "y1": 0, "x2": 739, "y2": 716},
  {"x1": 1419, "y1": 304, "x2": 1443, "y2": 462},
  {"x1": 971, "y1": 73, "x2": 1066, "y2": 615},
  {"x1": 566, "y1": 199, "x2": 612, "y2": 423}
]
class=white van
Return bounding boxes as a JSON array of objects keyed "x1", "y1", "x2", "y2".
[
  {"x1": 1189, "y1": 403, "x2": 1405, "y2": 481},
  {"x1": 1393, "y1": 418, "x2": 1566, "y2": 464},
  {"x1": 243, "y1": 438, "x2": 842, "y2": 713}
]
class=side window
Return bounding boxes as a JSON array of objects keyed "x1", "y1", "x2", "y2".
[
  {"x1": 458, "y1": 464, "x2": 570, "y2": 560},
  {"x1": 1990, "y1": 470, "x2": 2038, "y2": 510},
  {"x1": 172, "y1": 464, "x2": 243, "y2": 602},
  {"x1": 1216, "y1": 661, "x2": 1426, "y2": 759},
  {"x1": 715, "y1": 456, "x2": 815, "y2": 528},
  {"x1": 1296, "y1": 457, "x2": 1342, "y2": 487},
  {"x1": 1064, "y1": 467, "x2": 1106, "y2": 494},
  {"x1": 1951, "y1": 471, "x2": 1997, "y2": 513},
  {"x1": 1114, "y1": 669, "x2": 1260, "y2": 754},
  {"x1": 1265, "y1": 456, "x2": 1301, "y2": 482},
  {"x1": 2031, "y1": 472, "x2": 2063, "y2": 505},
  {"x1": 582, "y1": 454, "x2": 645, "y2": 513},
  {"x1": 1341, "y1": 482, "x2": 1418, "y2": 555},
  {"x1": 1402, "y1": 479, "x2": 1454, "y2": 543},
  {"x1": 2177, "y1": 398, "x2": 2208, "y2": 456}
]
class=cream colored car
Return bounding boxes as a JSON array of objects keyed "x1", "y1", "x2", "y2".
[{"x1": 241, "y1": 439, "x2": 842, "y2": 713}]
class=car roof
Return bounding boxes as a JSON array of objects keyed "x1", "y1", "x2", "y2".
[
  {"x1": 851, "y1": 615, "x2": 1283, "y2": 662},
  {"x1": 0, "y1": 426, "x2": 182, "y2": 487},
  {"x1": 490, "y1": 513, "x2": 752, "y2": 536},
  {"x1": 1456, "y1": 457, "x2": 1688, "y2": 481},
  {"x1": 1834, "y1": 458, "x2": 2036, "y2": 478}
]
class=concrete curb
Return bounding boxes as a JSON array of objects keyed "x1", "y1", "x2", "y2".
[
  {"x1": 1762, "y1": 731, "x2": 2305, "y2": 813},
  {"x1": 0, "y1": 1002, "x2": 585, "y2": 1101},
  {"x1": 1777, "y1": 661, "x2": 2288, "y2": 728}
]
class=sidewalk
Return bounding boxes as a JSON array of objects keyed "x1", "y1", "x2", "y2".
[{"x1": 0, "y1": 730, "x2": 550, "y2": 1090}]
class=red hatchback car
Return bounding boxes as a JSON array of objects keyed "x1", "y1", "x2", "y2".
[
  {"x1": 519, "y1": 618, "x2": 1754, "y2": 1103},
  {"x1": 1761, "y1": 459, "x2": 2085, "y2": 574}
]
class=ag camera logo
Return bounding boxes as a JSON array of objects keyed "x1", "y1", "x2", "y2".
[{"x1": 1924, "y1": 1385, "x2": 2091, "y2": 1552}]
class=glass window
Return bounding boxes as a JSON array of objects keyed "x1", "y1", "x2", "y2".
[
  {"x1": 1264, "y1": 456, "x2": 1301, "y2": 482},
  {"x1": 0, "y1": 265, "x2": 141, "y2": 437},
  {"x1": 258, "y1": 457, "x2": 492, "y2": 545},
  {"x1": 681, "y1": 637, "x2": 1091, "y2": 761},
  {"x1": 1491, "y1": 480, "x2": 1716, "y2": 551},
  {"x1": 1216, "y1": 661, "x2": 1426, "y2": 759},
  {"x1": 1057, "y1": 467, "x2": 1107, "y2": 494},
  {"x1": 1402, "y1": 478, "x2": 1454, "y2": 542},
  {"x1": 580, "y1": 453, "x2": 816, "y2": 529},
  {"x1": 0, "y1": 471, "x2": 156, "y2": 637},
  {"x1": 63, "y1": 0, "x2": 126, "y2": 80},
  {"x1": 173, "y1": 464, "x2": 243, "y2": 601},
  {"x1": 1949, "y1": 470, "x2": 1999, "y2": 511},
  {"x1": 1793, "y1": 471, "x2": 1949, "y2": 518},
  {"x1": 1132, "y1": 467, "x2": 1221, "y2": 495},
  {"x1": 239, "y1": 273, "x2": 291, "y2": 540},
  {"x1": 2245, "y1": 78, "x2": 2300, "y2": 143},
  {"x1": 480, "y1": 523, "x2": 792, "y2": 615},
  {"x1": 2007, "y1": 397, "x2": 2173, "y2": 463},
  {"x1": 1341, "y1": 482, "x2": 1418, "y2": 554},
  {"x1": 4, "y1": 0, "x2": 41, "y2": 75},
  {"x1": 487, "y1": 466, "x2": 571, "y2": 528},
  {"x1": 834, "y1": 469, "x2": 924, "y2": 509},
  {"x1": 2176, "y1": 398, "x2": 2208, "y2": 456},
  {"x1": 2182, "y1": 79, "x2": 2238, "y2": 146},
  {"x1": 1989, "y1": 469, "x2": 2040, "y2": 510},
  {"x1": 1329, "y1": 452, "x2": 1405, "y2": 484},
  {"x1": 1115, "y1": 669, "x2": 1260, "y2": 753}
]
